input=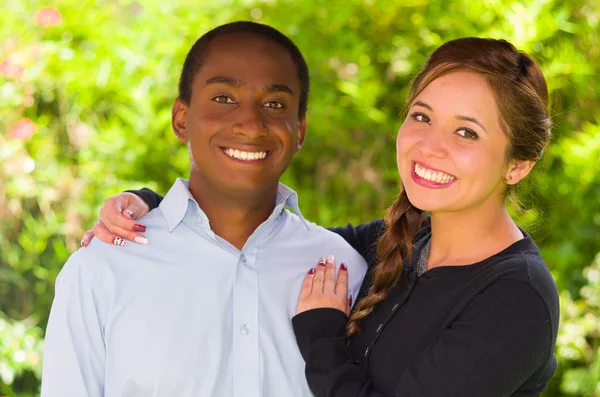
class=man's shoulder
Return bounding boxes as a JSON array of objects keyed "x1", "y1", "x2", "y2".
[
  {"x1": 66, "y1": 209, "x2": 170, "y2": 274},
  {"x1": 279, "y1": 210, "x2": 365, "y2": 258}
]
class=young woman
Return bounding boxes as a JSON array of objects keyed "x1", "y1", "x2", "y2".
[{"x1": 81, "y1": 38, "x2": 558, "y2": 396}]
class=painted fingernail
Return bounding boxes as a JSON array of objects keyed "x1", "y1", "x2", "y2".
[
  {"x1": 112, "y1": 237, "x2": 126, "y2": 246},
  {"x1": 134, "y1": 236, "x2": 148, "y2": 245},
  {"x1": 348, "y1": 295, "x2": 353, "y2": 307},
  {"x1": 308, "y1": 268, "x2": 315, "y2": 275},
  {"x1": 318, "y1": 257, "x2": 326, "y2": 266},
  {"x1": 340, "y1": 263, "x2": 347, "y2": 271},
  {"x1": 326, "y1": 255, "x2": 335, "y2": 264},
  {"x1": 133, "y1": 224, "x2": 146, "y2": 232},
  {"x1": 124, "y1": 210, "x2": 134, "y2": 219},
  {"x1": 80, "y1": 238, "x2": 86, "y2": 247}
]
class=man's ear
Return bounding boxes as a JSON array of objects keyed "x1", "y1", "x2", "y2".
[
  {"x1": 505, "y1": 160, "x2": 535, "y2": 185},
  {"x1": 294, "y1": 116, "x2": 307, "y2": 152},
  {"x1": 172, "y1": 98, "x2": 188, "y2": 143}
]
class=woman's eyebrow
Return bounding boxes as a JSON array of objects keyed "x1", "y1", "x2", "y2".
[
  {"x1": 455, "y1": 115, "x2": 487, "y2": 132},
  {"x1": 412, "y1": 100, "x2": 432, "y2": 110}
]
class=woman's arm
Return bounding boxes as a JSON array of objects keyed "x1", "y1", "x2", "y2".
[
  {"x1": 293, "y1": 279, "x2": 555, "y2": 397},
  {"x1": 124, "y1": 188, "x2": 164, "y2": 209},
  {"x1": 327, "y1": 220, "x2": 385, "y2": 267},
  {"x1": 80, "y1": 188, "x2": 163, "y2": 246}
]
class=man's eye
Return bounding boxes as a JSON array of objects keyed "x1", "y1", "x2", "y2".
[
  {"x1": 456, "y1": 128, "x2": 479, "y2": 140},
  {"x1": 264, "y1": 101, "x2": 284, "y2": 109},
  {"x1": 213, "y1": 95, "x2": 235, "y2": 104}
]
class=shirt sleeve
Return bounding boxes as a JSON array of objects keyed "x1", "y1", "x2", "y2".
[
  {"x1": 124, "y1": 187, "x2": 164, "y2": 210},
  {"x1": 292, "y1": 279, "x2": 554, "y2": 397},
  {"x1": 327, "y1": 220, "x2": 385, "y2": 266},
  {"x1": 41, "y1": 252, "x2": 106, "y2": 397}
]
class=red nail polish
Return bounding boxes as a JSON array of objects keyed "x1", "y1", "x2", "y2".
[
  {"x1": 348, "y1": 295, "x2": 353, "y2": 307},
  {"x1": 124, "y1": 210, "x2": 134, "y2": 219},
  {"x1": 112, "y1": 237, "x2": 125, "y2": 246},
  {"x1": 340, "y1": 263, "x2": 347, "y2": 271},
  {"x1": 318, "y1": 258, "x2": 326, "y2": 266},
  {"x1": 308, "y1": 268, "x2": 315, "y2": 275},
  {"x1": 133, "y1": 224, "x2": 146, "y2": 232}
]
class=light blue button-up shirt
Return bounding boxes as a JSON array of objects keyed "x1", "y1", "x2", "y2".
[{"x1": 41, "y1": 179, "x2": 368, "y2": 397}]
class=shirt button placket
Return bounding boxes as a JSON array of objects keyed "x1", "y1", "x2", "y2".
[{"x1": 233, "y1": 252, "x2": 259, "y2": 397}]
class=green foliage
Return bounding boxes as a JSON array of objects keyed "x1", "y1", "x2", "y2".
[
  {"x1": 557, "y1": 253, "x2": 600, "y2": 396},
  {"x1": 1, "y1": 0, "x2": 599, "y2": 395}
]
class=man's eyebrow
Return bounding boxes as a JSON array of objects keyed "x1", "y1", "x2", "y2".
[
  {"x1": 264, "y1": 84, "x2": 294, "y2": 95},
  {"x1": 204, "y1": 76, "x2": 244, "y2": 87},
  {"x1": 412, "y1": 100, "x2": 432, "y2": 110},
  {"x1": 455, "y1": 115, "x2": 487, "y2": 132}
]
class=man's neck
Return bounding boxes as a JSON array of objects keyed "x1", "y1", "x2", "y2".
[{"x1": 188, "y1": 180, "x2": 279, "y2": 251}]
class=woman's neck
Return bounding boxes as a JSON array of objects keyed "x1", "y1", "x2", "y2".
[{"x1": 427, "y1": 203, "x2": 524, "y2": 269}]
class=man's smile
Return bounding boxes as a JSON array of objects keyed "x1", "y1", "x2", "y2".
[{"x1": 221, "y1": 147, "x2": 272, "y2": 162}]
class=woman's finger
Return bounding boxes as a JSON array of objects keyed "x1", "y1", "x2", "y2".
[
  {"x1": 312, "y1": 257, "x2": 326, "y2": 293},
  {"x1": 80, "y1": 230, "x2": 95, "y2": 247},
  {"x1": 346, "y1": 295, "x2": 353, "y2": 315},
  {"x1": 298, "y1": 268, "x2": 316, "y2": 300},
  {"x1": 323, "y1": 255, "x2": 337, "y2": 293},
  {"x1": 336, "y1": 262, "x2": 349, "y2": 299},
  {"x1": 99, "y1": 196, "x2": 147, "y2": 236},
  {"x1": 92, "y1": 220, "x2": 147, "y2": 246}
]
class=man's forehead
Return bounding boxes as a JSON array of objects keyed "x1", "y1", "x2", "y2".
[
  {"x1": 197, "y1": 35, "x2": 300, "y2": 88},
  {"x1": 205, "y1": 32, "x2": 289, "y2": 57}
]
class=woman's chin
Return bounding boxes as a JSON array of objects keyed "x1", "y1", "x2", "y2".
[{"x1": 404, "y1": 190, "x2": 447, "y2": 213}]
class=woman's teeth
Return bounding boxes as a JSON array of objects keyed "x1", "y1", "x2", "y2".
[{"x1": 414, "y1": 163, "x2": 456, "y2": 184}]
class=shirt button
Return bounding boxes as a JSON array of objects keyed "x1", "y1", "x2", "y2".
[
  {"x1": 195, "y1": 217, "x2": 202, "y2": 225},
  {"x1": 240, "y1": 254, "x2": 247, "y2": 263},
  {"x1": 241, "y1": 324, "x2": 250, "y2": 334}
]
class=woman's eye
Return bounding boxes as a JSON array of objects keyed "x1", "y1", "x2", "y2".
[
  {"x1": 410, "y1": 112, "x2": 430, "y2": 124},
  {"x1": 213, "y1": 95, "x2": 235, "y2": 104},
  {"x1": 264, "y1": 101, "x2": 284, "y2": 109},
  {"x1": 456, "y1": 128, "x2": 479, "y2": 140}
]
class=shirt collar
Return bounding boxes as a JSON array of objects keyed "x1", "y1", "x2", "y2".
[{"x1": 159, "y1": 178, "x2": 308, "y2": 232}]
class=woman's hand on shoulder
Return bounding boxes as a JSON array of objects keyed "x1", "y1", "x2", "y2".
[
  {"x1": 296, "y1": 255, "x2": 351, "y2": 316},
  {"x1": 80, "y1": 192, "x2": 150, "y2": 247}
]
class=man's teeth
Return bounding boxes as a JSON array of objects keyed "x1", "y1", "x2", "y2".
[
  {"x1": 414, "y1": 163, "x2": 456, "y2": 184},
  {"x1": 225, "y1": 148, "x2": 267, "y2": 161}
]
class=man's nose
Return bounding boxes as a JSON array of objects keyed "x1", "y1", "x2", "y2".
[{"x1": 232, "y1": 105, "x2": 268, "y2": 139}]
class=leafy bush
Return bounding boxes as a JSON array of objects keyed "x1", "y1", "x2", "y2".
[{"x1": 1, "y1": 0, "x2": 599, "y2": 395}]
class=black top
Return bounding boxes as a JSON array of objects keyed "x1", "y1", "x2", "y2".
[
  {"x1": 295, "y1": 219, "x2": 559, "y2": 397},
  {"x1": 130, "y1": 189, "x2": 560, "y2": 397}
]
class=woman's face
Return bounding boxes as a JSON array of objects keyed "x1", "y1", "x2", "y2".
[{"x1": 396, "y1": 71, "x2": 514, "y2": 215}]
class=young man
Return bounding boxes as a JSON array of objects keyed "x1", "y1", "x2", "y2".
[{"x1": 41, "y1": 22, "x2": 367, "y2": 397}]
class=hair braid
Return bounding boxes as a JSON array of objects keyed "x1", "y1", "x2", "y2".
[{"x1": 346, "y1": 190, "x2": 422, "y2": 337}]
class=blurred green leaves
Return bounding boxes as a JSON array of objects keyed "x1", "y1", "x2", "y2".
[{"x1": 1, "y1": 0, "x2": 599, "y2": 395}]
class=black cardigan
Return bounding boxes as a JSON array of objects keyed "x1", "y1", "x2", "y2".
[{"x1": 130, "y1": 189, "x2": 559, "y2": 397}]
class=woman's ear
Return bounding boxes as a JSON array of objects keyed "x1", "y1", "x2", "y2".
[
  {"x1": 172, "y1": 98, "x2": 188, "y2": 143},
  {"x1": 505, "y1": 160, "x2": 535, "y2": 185}
]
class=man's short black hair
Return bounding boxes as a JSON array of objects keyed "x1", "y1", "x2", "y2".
[{"x1": 178, "y1": 21, "x2": 310, "y2": 118}]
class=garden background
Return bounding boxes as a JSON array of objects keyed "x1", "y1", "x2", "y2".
[{"x1": 1, "y1": 0, "x2": 599, "y2": 395}]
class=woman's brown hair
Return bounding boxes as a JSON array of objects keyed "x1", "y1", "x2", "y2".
[{"x1": 346, "y1": 37, "x2": 552, "y2": 337}]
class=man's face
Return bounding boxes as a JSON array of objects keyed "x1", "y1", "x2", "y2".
[{"x1": 173, "y1": 32, "x2": 306, "y2": 201}]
